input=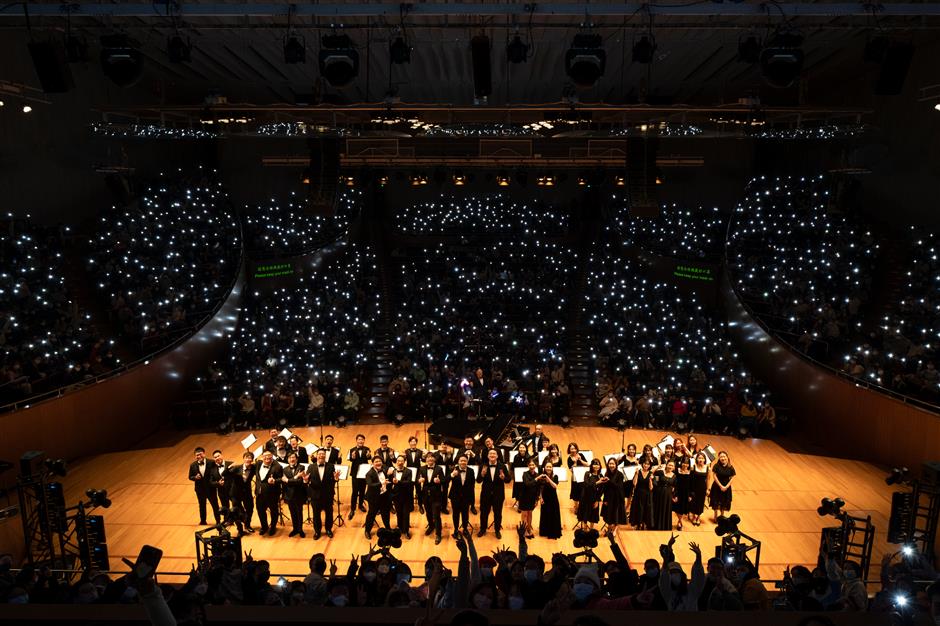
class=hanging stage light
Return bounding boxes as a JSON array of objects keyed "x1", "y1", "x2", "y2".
[
  {"x1": 507, "y1": 34, "x2": 529, "y2": 64},
  {"x1": 738, "y1": 36, "x2": 762, "y2": 64},
  {"x1": 283, "y1": 35, "x2": 306, "y2": 64},
  {"x1": 390, "y1": 36, "x2": 411, "y2": 65},
  {"x1": 632, "y1": 35, "x2": 657, "y2": 64},
  {"x1": 760, "y1": 32, "x2": 804, "y2": 88},
  {"x1": 168, "y1": 34, "x2": 192, "y2": 63},
  {"x1": 99, "y1": 34, "x2": 144, "y2": 88},
  {"x1": 565, "y1": 33, "x2": 606, "y2": 88},
  {"x1": 319, "y1": 34, "x2": 359, "y2": 88}
]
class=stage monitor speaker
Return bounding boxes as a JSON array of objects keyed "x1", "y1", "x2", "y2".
[
  {"x1": 922, "y1": 460, "x2": 940, "y2": 486},
  {"x1": 306, "y1": 138, "x2": 340, "y2": 217},
  {"x1": 874, "y1": 42, "x2": 914, "y2": 96},
  {"x1": 28, "y1": 40, "x2": 75, "y2": 93}
]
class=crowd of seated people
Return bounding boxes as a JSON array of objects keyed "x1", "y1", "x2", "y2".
[
  {"x1": 612, "y1": 196, "x2": 728, "y2": 261},
  {"x1": 727, "y1": 174, "x2": 878, "y2": 364},
  {"x1": 585, "y1": 242, "x2": 773, "y2": 437},
  {"x1": 393, "y1": 194, "x2": 569, "y2": 237},
  {"x1": 389, "y1": 239, "x2": 574, "y2": 421},
  {"x1": 87, "y1": 170, "x2": 241, "y2": 354},
  {"x1": 242, "y1": 189, "x2": 362, "y2": 257},
  {"x1": 5, "y1": 531, "x2": 937, "y2": 622},
  {"x1": 843, "y1": 227, "x2": 940, "y2": 402},
  {"x1": 222, "y1": 244, "x2": 381, "y2": 429},
  {"x1": 0, "y1": 217, "x2": 115, "y2": 405}
]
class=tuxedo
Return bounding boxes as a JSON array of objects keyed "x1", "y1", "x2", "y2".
[
  {"x1": 288, "y1": 445, "x2": 309, "y2": 464},
  {"x1": 189, "y1": 459, "x2": 216, "y2": 524},
  {"x1": 206, "y1": 460, "x2": 231, "y2": 523},
  {"x1": 482, "y1": 446, "x2": 508, "y2": 465},
  {"x1": 307, "y1": 462, "x2": 337, "y2": 535},
  {"x1": 254, "y1": 461, "x2": 284, "y2": 533},
  {"x1": 263, "y1": 438, "x2": 279, "y2": 454},
  {"x1": 320, "y1": 446, "x2": 341, "y2": 465},
  {"x1": 477, "y1": 462, "x2": 511, "y2": 532},
  {"x1": 375, "y1": 446, "x2": 396, "y2": 467},
  {"x1": 405, "y1": 447, "x2": 424, "y2": 505},
  {"x1": 439, "y1": 449, "x2": 459, "y2": 512},
  {"x1": 529, "y1": 434, "x2": 547, "y2": 456},
  {"x1": 364, "y1": 467, "x2": 391, "y2": 533},
  {"x1": 459, "y1": 446, "x2": 480, "y2": 466},
  {"x1": 418, "y1": 465, "x2": 445, "y2": 539},
  {"x1": 227, "y1": 462, "x2": 256, "y2": 530},
  {"x1": 282, "y1": 463, "x2": 307, "y2": 534},
  {"x1": 388, "y1": 465, "x2": 414, "y2": 535},
  {"x1": 448, "y1": 466, "x2": 476, "y2": 532},
  {"x1": 272, "y1": 447, "x2": 291, "y2": 465},
  {"x1": 348, "y1": 445, "x2": 371, "y2": 512}
]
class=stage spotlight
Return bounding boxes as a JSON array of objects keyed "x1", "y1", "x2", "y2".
[
  {"x1": 565, "y1": 33, "x2": 606, "y2": 88},
  {"x1": 319, "y1": 34, "x2": 359, "y2": 88},
  {"x1": 577, "y1": 174, "x2": 588, "y2": 187},
  {"x1": 573, "y1": 527, "x2": 599, "y2": 548},
  {"x1": 343, "y1": 175, "x2": 355, "y2": 188},
  {"x1": 632, "y1": 35, "x2": 657, "y2": 64},
  {"x1": 167, "y1": 34, "x2": 192, "y2": 63},
  {"x1": 393, "y1": 413, "x2": 405, "y2": 426},
  {"x1": 44, "y1": 458, "x2": 67, "y2": 477},
  {"x1": 99, "y1": 34, "x2": 144, "y2": 88},
  {"x1": 378, "y1": 174, "x2": 389, "y2": 187},
  {"x1": 410, "y1": 173, "x2": 428, "y2": 187},
  {"x1": 760, "y1": 32, "x2": 804, "y2": 88},
  {"x1": 390, "y1": 36, "x2": 411, "y2": 65},
  {"x1": 738, "y1": 36, "x2": 761, "y2": 63},
  {"x1": 496, "y1": 173, "x2": 510, "y2": 187},
  {"x1": 715, "y1": 514, "x2": 741, "y2": 536},
  {"x1": 452, "y1": 173, "x2": 467, "y2": 186},
  {"x1": 471, "y1": 34, "x2": 492, "y2": 101},
  {"x1": 283, "y1": 35, "x2": 306, "y2": 64},
  {"x1": 336, "y1": 413, "x2": 347, "y2": 428},
  {"x1": 614, "y1": 174, "x2": 626, "y2": 187},
  {"x1": 85, "y1": 488, "x2": 112, "y2": 509},
  {"x1": 817, "y1": 497, "x2": 846, "y2": 517},
  {"x1": 559, "y1": 414, "x2": 571, "y2": 427},
  {"x1": 885, "y1": 467, "x2": 909, "y2": 486},
  {"x1": 507, "y1": 34, "x2": 529, "y2": 64},
  {"x1": 377, "y1": 527, "x2": 403, "y2": 548}
]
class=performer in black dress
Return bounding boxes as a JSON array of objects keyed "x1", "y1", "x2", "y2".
[
  {"x1": 673, "y1": 456, "x2": 692, "y2": 530},
  {"x1": 517, "y1": 459, "x2": 540, "y2": 539},
  {"x1": 638, "y1": 444, "x2": 659, "y2": 469},
  {"x1": 575, "y1": 459, "x2": 603, "y2": 528},
  {"x1": 619, "y1": 443, "x2": 639, "y2": 512},
  {"x1": 600, "y1": 458, "x2": 627, "y2": 532},
  {"x1": 708, "y1": 450, "x2": 736, "y2": 521},
  {"x1": 651, "y1": 459, "x2": 677, "y2": 531},
  {"x1": 688, "y1": 452, "x2": 709, "y2": 527},
  {"x1": 511, "y1": 442, "x2": 530, "y2": 506},
  {"x1": 630, "y1": 459, "x2": 654, "y2": 530},
  {"x1": 537, "y1": 460, "x2": 562, "y2": 539},
  {"x1": 566, "y1": 443, "x2": 588, "y2": 512}
]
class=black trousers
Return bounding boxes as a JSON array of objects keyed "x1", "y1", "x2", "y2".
[
  {"x1": 287, "y1": 497, "x2": 305, "y2": 533},
  {"x1": 394, "y1": 498, "x2": 411, "y2": 533},
  {"x1": 365, "y1": 497, "x2": 391, "y2": 532},
  {"x1": 350, "y1": 477, "x2": 367, "y2": 510},
  {"x1": 479, "y1": 495, "x2": 503, "y2": 530},
  {"x1": 233, "y1": 491, "x2": 254, "y2": 528},
  {"x1": 208, "y1": 488, "x2": 229, "y2": 524},
  {"x1": 256, "y1": 496, "x2": 278, "y2": 531},
  {"x1": 451, "y1": 502, "x2": 470, "y2": 532},
  {"x1": 312, "y1": 498, "x2": 334, "y2": 534},
  {"x1": 440, "y1": 476, "x2": 450, "y2": 511},
  {"x1": 424, "y1": 499, "x2": 442, "y2": 538},
  {"x1": 195, "y1": 488, "x2": 218, "y2": 524}
]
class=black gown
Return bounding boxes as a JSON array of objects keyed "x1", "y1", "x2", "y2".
[
  {"x1": 620, "y1": 457, "x2": 639, "y2": 499},
  {"x1": 518, "y1": 470, "x2": 540, "y2": 512},
  {"x1": 601, "y1": 470, "x2": 628, "y2": 525},
  {"x1": 673, "y1": 470, "x2": 691, "y2": 516},
  {"x1": 630, "y1": 469, "x2": 654, "y2": 529},
  {"x1": 709, "y1": 463, "x2": 736, "y2": 511},
  {"x1": 688, "y1": 467, "x2": 708, "y2": 515},
  {"x1": 567, "y1": 453, "x2": 588, "y2": 501},
  {"x1": 512, "y1": 454, "x2": 530, "y2": 501},
  {"x1": 538, "y1": 471, "x2": 562, "y2": 539},
  {"x1": 576, "y1": 473, "x2": 602, "y2": 524},
  {"x1": 651, "y1": 471, "x2": 676, "y2": 530}
]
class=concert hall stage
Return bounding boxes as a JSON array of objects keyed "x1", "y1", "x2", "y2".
[{"x1": 60, "y1": 424, "x2": 894, "y2": 582}]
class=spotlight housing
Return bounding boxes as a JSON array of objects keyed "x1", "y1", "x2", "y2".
[
  {"x1": 85, "y1": 488, "x2": 112, "y2": 509},
  {"x1": 715, "y1": 513, "x2": 741, "y2": 536},
  {"x1": 167, "y1": 34, "x2": 192, "y2": 63},
  {"x1": 283, "y1": 35, "x2": 306, "y2": 64},
  {"x1": 760, "y1": 32, "x2": 804, "y2": 88},
  {"x1": 632, "y1": 35, "x2": 657, "y2": 64},
  {"x1": 817, "y1": 497, "x2": 846, "y2": 517},
  {"x1": 377, "y1": 527, "x2": 403, "y2": 548},
  {"x1": 390, "y1": 36, "x2": 411, "y2": 65},
  {"x1": 319, "y1": 34, "x2": 359, "y2": 88},
  {"x1": 496, "y1": 173, "x2": 510, "y2": 187},
  {"x1": 507, "y1": 34, "x2": 529, "y2": 64},
  {"x1": 44, "y1": 458, "x2": 67, "y2": 477},
  {"x1": 738, "y1": 36, "x2": 761, "y2": 64},
  {"x1": 565, "y1": 33, "x2": 606, "y2": 88},
  {"x1": 99, "y1": 34, "x2": 144, "y2": 88}
]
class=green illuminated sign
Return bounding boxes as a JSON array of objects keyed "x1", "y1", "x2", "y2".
[
  {"x1": 254, "y1": 262, "x2": 294, "y2": 279},
  {"x1": 674, "y1": 264, "x2": 714, "y2": 281}
]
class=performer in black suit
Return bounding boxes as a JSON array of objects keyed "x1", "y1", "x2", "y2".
[
  {"x1": 254, "y1": 451, "x2": 284, "y2": 536},
  {"x1": 287, "y1": 435, "x2": 308, "y2": 464},
  {"x1": 364, "y1": 457, "x2": 391, "y2": 539},
  {"x1": 347, "y1": 434, "x2": 371, "y2": 519},
  {"x1": 404, "y1": 436, "x2": 424, "y2": 512},
  {"x1": 388, "y1": 455, "x2": 414, "y2": 539},
  {"x1": 281, "y1": 452, "x2": 307, "y2": 537},
  {"x1": 227, "y1": 451, "x2": 256, "y2": 534},
  {"x1": 306, "y1": 448, "x2": 339, "y2": 538},
  {"x1": 469, "y1": 367, "x2": 488, "y2": 417},
  {"x1": 320, "y1": 434, "x2": 341, "y2": 465},
  {"x1": 448, "y1": 455, "x2": 476, "y2": 537},
  {"x1": 529, "y1": 424, "x2": 548, "y2": 456},
  {"x1": 476, "y1": 448, "x2": 511, "y2": 538},
  {"x1": 263, "y1": 428, "x2": 280, "y2": 454},
  {"x1": 418, "y1": 452, "x2": 445, "y2": 545},
  {"x1": 375, "y1": 434, "x2": 396, "y2": 467},
  {"x1": 188, "y1": 447, "x2": 217, "y2": 525},
  {"x1": 438, "y1": 443, "x2": 457, "y2": 515},
  {"x1": 206, "y1": 449, "x2": 231, "y2": 524},
  {"x1": 481, "y1": 437, "x2": 507, "y2": 464},
  {"x1": 458, "y1": 436, "x2": 480, "y2": 514}
]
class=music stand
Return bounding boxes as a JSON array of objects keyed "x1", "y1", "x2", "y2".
[{"x1": 332, "y1": 464, "x2": 350, "y2": 528}]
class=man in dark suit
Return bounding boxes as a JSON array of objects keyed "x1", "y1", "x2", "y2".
[
  {"x1": 206, "y1": 449, "x2": 231, "y2": 524},
  {"x1": 448, "y1": 455, "x2": 475, "y2": 537},
  {"x1": 418, "y1": 452, "x2": 445, "y2": 545},
  {"x1": 263, "y1": 428, "x2": 280, "y2": 454},
  {"x1": 347, "y1": 434, "x2": 370, "y2": 519},
  {"x1": 404, "y1": 436, "x2": 424, "y2": 512},
  {"x1": 438, "y1": 443, "x2": 457, "y2": 515},
  {"x1": 476, "y1": 448, "x2": 511, "y2": 539},
  {"x1": 306, "y1": 448, "x2": 339, "y2": 538},
  {"x1": 470, "y1": 367, "x2": 488, "y2": 416},
  {"x1": 364, "y1": 456, "x2": 391, "y2": 539},
  {"x1": 529, "y1": 424, "x2": 548, "y2": 456},
  {"x1": 254, "y1": 450, "x2": 284, "y2": 536},
  {"x1": 188, "y1": 447, "x2": 217, "y2": 525},
  {"x1": 481, "y1": 436, "x2": 507, "y2": 464},
  {"x1": 388, "y1": 455, "x2": 414, "y2": 539},
  {"x1": 458, "y1": 436, "x2": 480, "y2": 514},
  {"x1": 320, "y1": 434, "x2": 341, "y2": 465},
  {"x1": 281, "y1": 452, "x2": 307, "y2": 537},
  {"x1": 287, "y1": 435, "x2": 308, "y2": 463},
  {"x1": 227, "y1": 451, "x2": 256, "y2": 534},
  {"x1": 375, "y1": 434, "x2": 396, "y2": 467}
]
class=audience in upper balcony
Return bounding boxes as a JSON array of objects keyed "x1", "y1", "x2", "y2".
[
  {"x1": 242, "y1": 189, "x2": 361, "y2": 256},
  {"x1": 394, "y1": 193, "x2": 569, "y2": 237},
  {"x1": 612, "y1": 196, "x2": 727, "y2": 261}
]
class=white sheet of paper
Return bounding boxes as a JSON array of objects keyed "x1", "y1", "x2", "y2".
[
  {"x1": 253, "y1": 445, "x2": 263, "y2": 459},
  {"x1": 603, "y1": 453, "x2": 621, "y2": 464},
  {"x1": 581, "y1": 450, "x2": 594, "y2": 462},
  {"x1": 572, "y1": 466, "x2": 589, "y2": 483},
  {"x1": 554, "y1": 467, "x2": 569, "y2": 482},
  {"x1": 240, "y1": 433, "x2": 257, "y2": 449},
  {"x1": 538, "y1": 450, "x2": 549, "y2": 464},
  {"x1": 277, "y1": 461, "x2": 288, "y2": 469},
  {"x1": 305, "y1": 443, "x2": 318, "y2": 457},
  {"x1": 407, "y1": 467, "x2": 417, "y2": 480},
  {"x1": 514, "y1": 467, "x2": 529, "y2": 482},
  {"x1": 278, "y1": 427, "x2": 293, "y2": 441},
  {"x1": 335, "y1": 464, "x2": 350, "y2": 480},
  {"x1": 702, "y1": 445, "x2": 717, "y2": 463},
  {"x1": 657, "y1": 435, "x2": 676, "y2": 455},
  {"x1": 356, "y1": 464, "x2": 370, "y2": 480},
  {"x1": 622, "y1": 465, "x2": 639, "y2": 481},
  {"x1": 378, "y1": 472, "x2": 386, "y2": 484},
  {"x1": 510, "y1": 450, "x2": 523, "y2": 462}
]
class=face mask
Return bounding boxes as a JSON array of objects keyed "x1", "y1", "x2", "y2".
[
  {"x1": 332, "y1": 595, "x2": 348, "y2": 607},
  {"x1": 844, "y1": 569, "x2": 857, "y2": 580},
  {"x1": 8, "y1": 595, "x2": 28, "y2": 604},
  {"x1": 508, "y1": 596, "x2": 525, "y2": 610},
  {"x1": 524, "y1": 570, "x2": 539, "y2": 583},
  {"x1": 573, "y1": 583, "x2": 594, "y2": 601},
  {"x1": 397, "y1": 574, "x2": 411, "y2": 585},
  {"x1": 291, "y1": 592, "x2": 304, "y2": 602},
  {"x1": 363, "y1": 571, "x2": 377, "y2": 582},
  {"x1": 670, "y1": 572, "x2": 682, "y2": 587},
  {"x1": 194, "y1": 583, "x2": 209, "y2": 596},
  {"x1": 377, "y1": 565, "x2": 390, "y2": 575},
  {"x1": 472, "y1": 594, "x2": 490, "y2": 610},
  {"x1": 645, "y1": 567, "x2": 659, "y2": 578},
  {"x1": 480, "y1": 567, "x2": 493, "y2": 578},
  {"x1": 122, "y1": 587, "x2": 138, "y2": 601}
]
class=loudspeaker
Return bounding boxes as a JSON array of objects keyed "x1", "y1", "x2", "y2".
[
  {"x1": 922, "y1": 461, "x2": 940, "y2": 486},
  {"x1": 874, "y1": 42, "x2": 914, "y2": 96},
  {"x1": 28, "y1": 41, "x2": 75, "y2": 93}
]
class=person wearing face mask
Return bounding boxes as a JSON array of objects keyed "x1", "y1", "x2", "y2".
[
  {"x1": 637, "y1": 558, "x2": 667, "y2": 609},
  {"x1": 570, "y1": 565, "x2": 647, "y2": 610},
  {"x1": 478, "y1": 556, "x2": 498, "y2": 583},
  {"x1": 825, "y1": 554, "x2": 868, "y2": 611},
  {"x1": 328, "y1": 583, "x2": 353, "y2": 607},
  {"x1": 468, "y1": 582, "x2": 496, "y2": 611},
  {"x1": 734, "y1": 561, "x2": 770, "y2": 610},
  {"x1": 658, "y1": 541, "x2": 705, "y2": 610},
  {"x1": 698, "y1": 556, "x2": 742, "y2": 611}
]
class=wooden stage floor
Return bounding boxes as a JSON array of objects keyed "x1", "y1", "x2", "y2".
[{"x1": 58, "y1": 424, "x2": 895, "y2": 583}]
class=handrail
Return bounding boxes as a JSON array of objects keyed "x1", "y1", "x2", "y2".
[
  {"x1": 723, "y1": 198, "x2": 940, "y2": 416},
  {"x1": 0, "y1": 219, "x2": 245, "y2": 414}
]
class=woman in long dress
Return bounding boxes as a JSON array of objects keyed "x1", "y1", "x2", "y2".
[
  {"x1": 638, "y1": 444, "x2": 659, "y2": 469},
  {"x1": 511, "y1": 442, "x2": 530, "y2": 506},
  {"x1": 576, "y1": 459, "x2": 603, "y2": 529},
  {"x1": 537, "y1": 460, "x2": 562, "y2": 539},
  {"x1": 600, "y1": 458, "x2": 627, "y2": 533},
  {"x1": 673, "y1": 456, "x2": 692, "y2": 530},
  {"x1": 688, "y1": 451, "x2": 709, "y2": 527},
  {"x1": 708, "y1": 450, "x2": 736, "y2": 521},
  {"x1": 620, "y1": 444, "x2": 639, "y2": 519},
  {"x1": 630, "y1": 459, "x2": 654, "y2": 530},
  {"x1": 518, "y1": 458, "x2": 540, "y2": 539},
  {"x1": 651, "y1": 460, "x2": 677, "y2": 530},
  {"x1": 567, "y1": 443, "x2": 589, "y2": 513}
]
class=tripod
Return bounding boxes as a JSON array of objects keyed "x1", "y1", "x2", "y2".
[{"x1": 566, "y1": 547, "x2": 603, "y2": 564}]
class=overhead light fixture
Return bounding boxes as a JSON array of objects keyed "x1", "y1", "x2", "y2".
[
  {"x1": 738, "y1": 36, "x2": 761, "y2": 64},
  {"x1": 935, "y1": 103, "x2": 940, "y2": 111},
  {"x1": 22, "y1": 105, "x2": 32, "y2": 114},
  {"x1": 496, "y1": 173, "x2": 510, "y2": 187},
  {"x1": 319, "y1": 34, "x2": 359, "y2": 87},
  {"x1": 390, "y1": 36, "x2": 411, "y2": 65},
  {"x1": 507, "y1": 34, "x2": 529, "y2": 64},
  {"x1": 378, "y1": 175, "x2": 389, "y2": 187},
  {"x1": 452, "y1": 174, "x2": 466, "y2": 186},
  {"x1": 284, "y1": 35, "x2": 306, "y2": 64},
  {"x1": 565, "y1": 33, "x2": 606, "y2": 88},
  {"x1": 760, "y1": 32, "x2": 804, "y2": 88},
  {"x1": 577, "y1": 174, "x2": 588, "y2": 187},
  {"x1": 536, "y1": 175, "x2": 556, "y2": 187},
  {"x1": 632, "y1": 34, "x2": 657, "y2": 64},
  {"x1": 343, "y1": 175, "x2": 355, "y2": 187},
  {"x1": 167, "y1": 34, "x2": 192, "y2": 63},
  {"x1": 410, "y1": 173, "x2": 428, "y2": 187},
  {"x1": 301, "y1": 167, "x2": 312, "y2": 185},
  {"x1": 614, "y1": 175, "x2": 626, "y2": 187},
  {"x1": 99, "y1": 34, "x2": 144, "y2": 88}
]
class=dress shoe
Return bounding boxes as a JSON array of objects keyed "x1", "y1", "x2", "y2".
[
  {"x1": 326, "y1": 530, "x2": 333, "y2": 538},
  {"x1": 348, "y1": 511, "x2": 355, "y2": 520},
  {"x1": 259, "y1": 527, "x2": 269, "y2": 535},
  {"x1": 298, "y1": 531, "x2": 306, "y2": 538},
  {"x1": 495, "y1": 529, "x2": 502, "y2": 539},
  {"x1": 364, "y1": 529, "x2": 372, "y2": 539},
  {"x1": 358, "y1": 505, "x2": 367, "y2": 513},
  {"x1": 244, "y1": 525, "x2": 255, "y2": 532},
  {"x1": 404, "y1": 531, "x2": 412, "y2": 539},
  {"x1": 434, "y1": 535, "x2": 442, "y2": 545},
  {"x1": 424, "y1": 526, "x2": 434, "y2": 536},
  {"x1": 289, "y1": 530, "x2": 298, "y2": 537},
  {"x1": 470, "y1": 507, "x2": 478, "y2": 515},
  {"x1": 477, "y1": 530, "x2": 486, "y2": 538},
  {"x1": 268, "y1": 527, "x2": 277, "y2": 536},
  {"x1": 314, "y1": 532, "x2": 321, "y2": 540}
]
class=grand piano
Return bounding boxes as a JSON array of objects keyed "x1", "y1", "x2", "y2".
[{"x1": 427, "y1": 414, "x2": 529, "y2": 451}]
